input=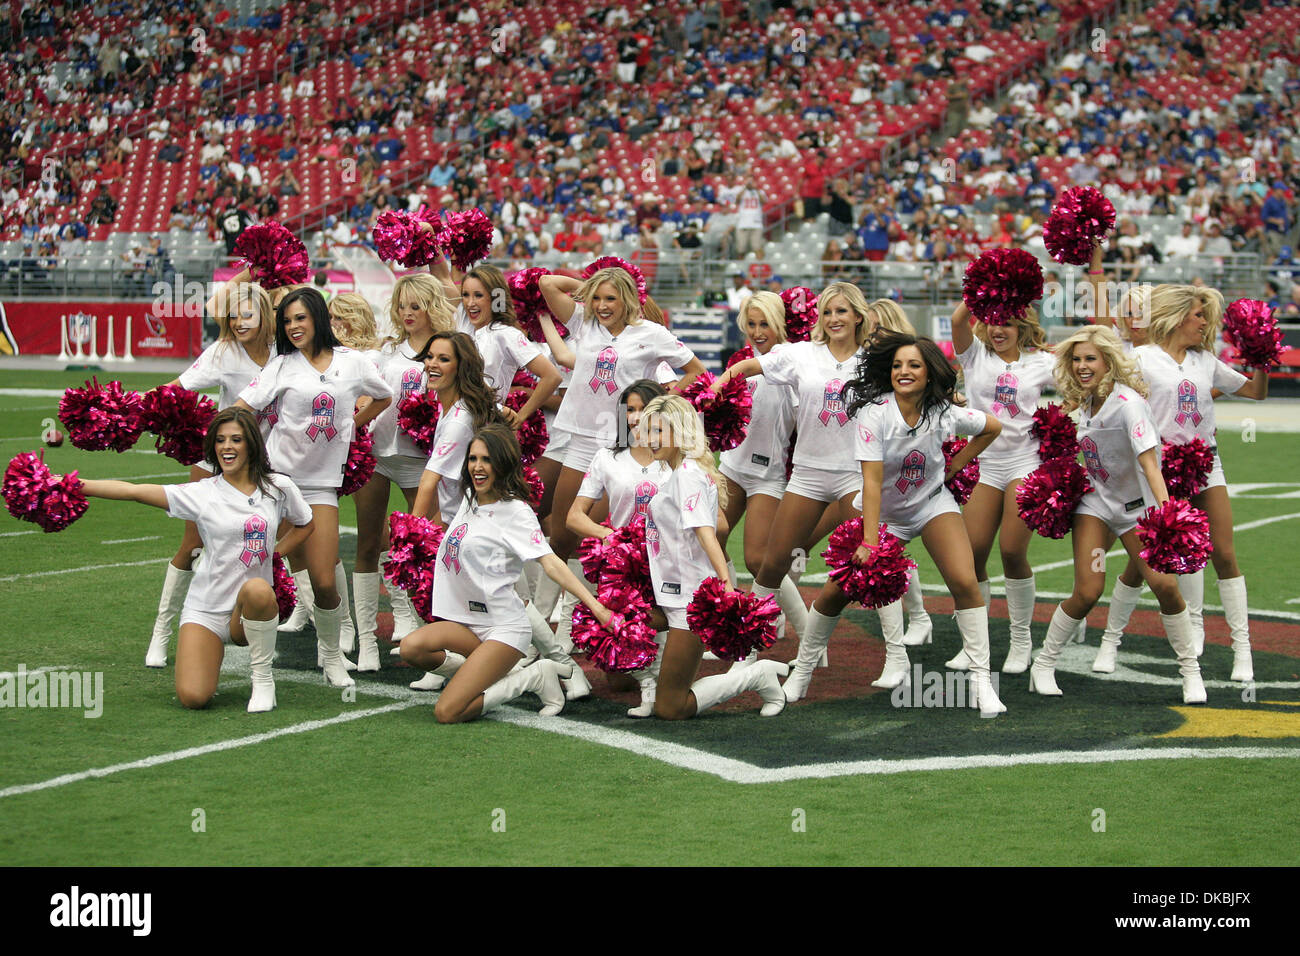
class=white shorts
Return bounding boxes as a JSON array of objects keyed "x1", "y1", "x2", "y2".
[
  {"x1": 560, "y1": 432, "x2": 609, "y2": 473},
  {"x1": 540, "y1": 425, "x2": 572, "y2": 463},
  {"x1": 299, "y1": 487, "x2": 339, "y2": 508},
  {"x1": 719, "y1": 462, "x2": 787, "y2": 501},
  {"x1": 179, "y1": 607, "x2": 233, "y2": 644},
  {"x1": 375, "y1": 453, "x2": 426, "y2": 489},
  {"x1": 880, "y1": 487, "x2": 962, "y2": 542},
  {"x1": 976, "y1": 452, "x2": 1041, "y2": 493},
  {"x1": 1200, "y1": 450, "x2": 1226, "y2": 492},
  {"x1": 465, "y1": 618, "x2": 533, "y2": 654},
  {"x1": 663, "y1": 606, "x2": 690, "y2": 631},
  {"x1": 784, "y1": 465, "x2": 860, "y2": 503},
  {"x1": 193, "y1": 458, "x2": 215, "y2": 475},
  {"x1": 1076, "y1": 492, "x2": 1146, "y2": 537}
]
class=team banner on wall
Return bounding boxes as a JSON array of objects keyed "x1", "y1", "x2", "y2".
[{"x1": 0, "y1": 302, "x2": 202, "y2": 359}]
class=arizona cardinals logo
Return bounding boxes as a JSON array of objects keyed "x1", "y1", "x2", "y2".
[
  {"x1": 239, "y1": 515, "x2": 268, "y2": 567},
  {"x1": 306, "y1": 392, "x2": 337, "y2": 441},
  {"x1": 442, "y1": 522, "x2": 469, "y2": 572},
  {"x1": 858, "y1": 424, "x2": 875, "y2": 445},
  {"x1": 530, "y1": 529, "x2": 544, "y2": 546},
  {"x1": 991, "y1": 371, "x2": 1021, "y2": 417},
  {"x1": 895, "y1": 450, "x2": 925, "y2": 494},
  {"x1": 1175, "y1": 380, "x2": 1202, "y2": 428},
  {"x1": 818, "y1": 378, "x2": 848, "y2": 426},
  {"x1": 434, "y1": 441, "x2": 457, "y2": 457},
  {"x1": 684, "y1": 492, "x2": 700, "y2": 512},
  {"x1": 590, "y1": 346, "x2": 619, "y2": 394},
  {"x1": 1080, "y1": 437, "x2": 1109, "y2": 482}
]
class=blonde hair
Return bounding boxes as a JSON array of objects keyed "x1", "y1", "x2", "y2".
[
  {"x1": 642, "y1": 296, "x2": 667, "y2": 326},
  {"x1": 1147, "y1": 284, "x2": 1224, "y2": 352},
  {"x1": 1054, "y1": 325, "x2": 1149, "y2": 407},
  {"x1": 389, "y1": 273, "x2": 456, "y2": 346},
  {"x1": 329, "y1": 293, "x2": 381, "y2": 351},
  {"x1": 973, "y1": 306, "x2": 1049, "y2": 353},
  {"x1": 215, "y1": 282, "x2": 274, "y2": 354},
  {"x1": 736, "y1": 290, "x2": 788, "y2": 344},
  {"x1": 575, "y1": 267, "x2": 644, "y2": 329},
  {"x1": 865, "y1": 298, "x2": 916, "y2": 336},
  {"x1": 639, "y1": 394, "x2": 728, "y2": 509},
  {"x1": 813, "y1": 281, "x2": 873, "y2": 347},
  {"x1": 1114, "y1": 284, "x2": 1152, "y2": 343}
]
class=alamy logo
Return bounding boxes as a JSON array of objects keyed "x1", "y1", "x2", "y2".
[
  {"x1": 1, "y1": 664, "x2": 103, "y2": 718},
  {"x1": 49, "y1": 886, "x2": 151, "y2": 935}
]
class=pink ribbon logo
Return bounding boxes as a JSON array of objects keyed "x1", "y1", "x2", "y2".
[
  {"x1": 895, "y1": 450, "x2": 926, "y2": 494},
  {"x1": 442, "y1": 522, "x2": 469, "y2": 573},
  {"x1": 634, "y1": 480, "x2": 658, "y2": 517},
  {"x1": 589, "y1": 346, "x2": 619, "y2": 395},
  {"x1": 239, "y1": 515, "x2": 268, "y2": 567},
  {"x1": 1080, "y1": 437, "x2": 1109, "y2": 482},
  {"x1": 256, "y1": 397, "x2": 279, "y2": 430},
  {"x1": 818, "y1": 378, "x2": 848, "y2": 426},
  {"x1": 646, "y1": 515, "x2": 660, "y2": 556},
  {"x1": 306, "y1": 392, "x2": 337, "y2": 441},
  {"x1": 1174, "y1": 380, "x2": 1202, "y2": 427},
  {"x1": 400, "y1": 367, "x2": 423, "y2": 403},
  {"x1": 991, "y1": 371, "x2": 1021, "y2": 417}
]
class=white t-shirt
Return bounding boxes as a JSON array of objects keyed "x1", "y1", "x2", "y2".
[
  {"x1": 737, "y1": 188, "x2": 765, "y2": 229},
  {"x1": 165, "y1": 473, "x2": 312, "y2": 615},
  {"x1": 956, "y1": 343, "x2": 1055, "y2": 461},
  {"x1": 370, "y1": 340, "x2": 427, "y2": 459},
  {"x1": 646, "y1": 459, "x2": 720, "y2": 609},
  {"x1": 1077, "y1": 383, "x2": 1161, "y2": 517},
  {"x1": 577, "y1": 446, "x2": 671, "y2": 528},
  {"x1": 853, "y1": 394, "x2": 986, "y2": 525},
  {"x1": 238, "y1": 348, "x2": 392, "y2": 488},
  {"x1": 758, "y1": 340, "x2": 862, "y2": 473},
  {"x1": 178, "y1": 340, "x2": 267, "y2": 413},
  {"x1": 720, "y1": 343, "x2": 797, "y2": 482},
  {"x1": 432, "y1": 496, "x2": 553, "y2": 628},
  {"x1": 475, "y1": 322, "x2": 542, "y2": 401},
  {"x1": 423, "y1": 399, "x2": 477, "y2": 518},
  {"x1": 1134, "y1": 345, "x2": 1247, "y2": 447},
  {"x1": 553, "y1": 319, "x2": 696, "y2": 441}
]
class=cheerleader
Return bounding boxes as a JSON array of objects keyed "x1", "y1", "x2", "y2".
[
  {"x1": 781, "y1": 331, "x2": 1008, "y2": 716},
  {"x1": 1091, "y1": 286, "x2": 1268, "y2": 680},
  {"x1": 80, "y1": 408, "x2": 314, "y2": 712},
  {"x1": 567, "y1": 379, "x2": 670, "y2": 716},
  {"x1": 143, "y1": 278, "x2": 275, "y2": 668},
  {"x1": 1028, "y1": 325, "x2": 1206, "y2": 703},
  {"x1": 400, "y1": 424, "x2": 612, "y2": 722},
  {"x1": 235, "y1": 288, "x2": 393, "y2": 688},
  {"x1": 946, "y1": 300, "x2": 1055, "y2": 674},
  {"x1": 638, "y1": 395, "x2": 790, "y2": 719}
]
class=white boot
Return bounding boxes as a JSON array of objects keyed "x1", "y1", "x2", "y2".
[
  {"x1": 533, "y1": 570, "x2": 563, "y2": 622},
  {"x1": 871, "y1": 599, "x2": 910, "y2": 689},
  {"x1": 243, "y1": 615, "x2": 279, "y2": 713},
  {"x1": 146, "y1": 563, "x2": 193, "y2": 667},
  {"x1": 775, "y1": 581, "x2": 828, "y2": 668},
  {"x1": 1177, "y1": 568, "x2": 1205, "y2": 657},
  {"x1": 777, "y1": 573, "x2": 814, "y2": 649},
  {"x1": 279, "y1": 569, "x2": 313, "y2": 631},
  {"x1": 783, "y1": 607, "x2": 837, "y2": 702},
  {"x1": 1001, "y1": 575, "x2": 1036, "y2": 674},
  {"x1": 628, "y1": 633, "x2": 665, "y2": 718},
  {"x1": 353, "y1": 571, "x2": 381, "y2": 672},
  {"x1": 526, "y1": 602, "x2": 589, "y2": 701},
  {"x1": 1094, "y1": 578, "x2": 1142, "y2": 673},
  {"x1": 693, "y1": 659, "x2": 789, "y2": 717},
  {"x1": 1071, "y1": 614, "x2": 1089, "y2": 644},
  {"x1": 516, "y1": 558, "x2": 544, "y2": 603},
  {"x1": 1029, "y1": 605, "x2": 1080, "y2": 697},
  {"x1": 389, "y1": 586, "x2": 421, "y2": 654},
  {"x1": 902, "y1": 567, "x2": 933, "y2": 646},
  {"x1": 945, "y1": 580, "x2": 990, "y2": 669},
  {"x1": 481, "y1": 659, "x2": 571, "y2": 716},
  {"x1": 335, "y1": 560, "x2": 356, "y2": 654},
  {"x1": 1219, "y1": 576, "x2": 1253, "y2": 683},
  {"x1": 1164, "y1": 607, "x2": 1207, "y2": 704},
  {"x1": 955, "y1": 605, "x2": 1005, "y2": 716},
  {"x1": 313, "y1": 602, "x2": 355, "y2": 687},
  {"x1": 409, "y1": 650, "x2": 465, "y2": 691},
  {"x1": 553, "y1": 559, "x2": 585, "y2": 654}
]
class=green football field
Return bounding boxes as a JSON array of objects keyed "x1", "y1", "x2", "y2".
[{"x1": 1, "y1": 369, "x2": 1298, "y2": 866}]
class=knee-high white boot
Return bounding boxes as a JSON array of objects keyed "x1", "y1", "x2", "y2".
[
  {"x1": 553, "y1": 559, "x2": 585, "y2": 654},
  {"x1": 946, "y1": 579, "x2": 991, "y2": 669},
  {"x1": 1001, "y1": 575, "x2": 1036, "y2": 674},
  {"x1": 353, "y1": 571, "x2": 381, "y2": 672},
  {"x1": 902, "y1": 567, "x2": 933, "y2": 646},
  {"x1": 335, "y1": 560, "x2": 356, "y2": 654},
  {"x1": 1164, "y1": 607, "x2": 1207, "y2": 704},
  {"x1": 1029, "y1": 605, "x2": 1081, "y2": 696},
  {"x1": 313, "y1": 601, "x2": 355, "y2": 688},
  {"x1": 955, "y1": 605, "x2": 1005, "y2": 716},
  {"x1": 243, "y1": 615, "x2": 279, "y2": 713},
  {"x1": 871, "y1": 599, "x2": 910, "y2": 689},
  {"x1": 526, "y1": 602, "x2": 590, "y2": 701},
  {"x1": 783, "y1": 607, "x2": 837, "y2": 702},
  {"x1": 481, "y1": 659, "x2": 570, "y2": 716},
  {"x1": 773, "y1": 581, "x2": 828, "y2": 668},
  {"x1": 409, "y1": 650, "x2": 465, "y2": 691},
  {"x1": 1219, "y1": 576, "x2": 1253, "y2": 683},
  {"x1": 778, "y1": 574, "x2": 811, "y2": 644},
  {"x1": 533, "y1": 570, "x2": 563, "y2": 622},
  {"x1": 1177, "y1": 569, "x2": 1205, "y2": 657},
  {"x1": 628, "y1": 632, "x2": 666, "y2": 718},
  {"x1": 691, "y1": 659, "x2": 789, "y2": 717},
  {"x1": 279, "y1": 568, "x2": 313, "y2": 632},
  {"x1": 1094, "y1": 578, "x2": 1143, "y2": 673},
  {"x1": 146, "y1": 563, "x2": 193, "y2": 667}
]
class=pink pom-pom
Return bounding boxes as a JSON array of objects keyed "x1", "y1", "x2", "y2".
[
  {"x1": 577, "y1": 522, "x2": 616, "y2": 582},
  {"x1": 506, "y1": 267, "x2": 570, "y2": 343},
  {"x1": 570, "y1": 585, "x2": 660, "y2": 673},
  {"x1": 385, "y1": 511, "x2": 445, "y2": 623},
  {"x1": 138, "y1": 385, "x2": 217, "y2": 465},
  {"x1": 57, "y1": 377, "x2": 145, "y2": 453},
  {"x1": 821, "y1": 519, "x2": 917, "y2": 608},
  {"x1": 726, "y1": 344, "x2": 755, "y2": 369},
  {"x1": 522, "y1": 465, "x2": 545, "y2": 509},
  {"x1": 582, "y1": 256, "x2": 648, "y2": 304},
  {"x1": 511, "y1": 368, "x2": 539, "y2": 389},
  {"x1": 1223, "y1": 299, "x2": 1285, "y2": 371},
  {"x1": 434, "y1": 208, "x2": 494, "y2": 271},
  {"x1": 1042, "y1": 187, "x2": 1116, "y2": 265},
  {"x1": 685, "y1": 577, "x2": 781, "y2": 662},
  {"x1": 779, "y1": 287, "x2": 818, "y2": 342},
  {"x1": 678, "y1": 370, "x2": 753, "y2": 452},
  {"x1": 272, "y1": 552, "x2": 297, "y2": 623},
  {"x1": 373, "y1": 209, "x2": 420, "y2": 263},
  {"x1": 962, "y1": 248, "x2": 1044, "y2": 326},
  {"x1": 1016, "y1": 457, "x2": 1092, "y2": 539},
  {"x1": 396, "y1": 389, "x2": 440, "y2": 454},
  {"x1": 1137, "y1": 499, "x2": 1213, "y2": 575},
  {"x1": 3, "y1": 451, "x2": 88, "y2": 533},
  {"x1": 942, "y1": 437, "x2": 980, "y2": 505},
  {"x1": 338, "y1": 427, "x2": 375, "y2": 496},
  {"x1": 579, "y1": 516, "x2": 653, "y2": 601},
  {"x1": 505, "y1": 389, "x2": 549, "y2": 465},
  {"x1": 1161, "y1": 437, "x2": 1215, "y2": 500},
  {"x1": 1031, "y1": 403, "x2": 1080, "y2": 462},
  {"x1": 232, "y1": 221, "x2": 310, "y2": 290}
]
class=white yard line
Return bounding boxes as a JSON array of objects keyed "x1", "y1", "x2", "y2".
[
  {"x1": 101, "y1": 536, "x2": 162, "y2": 545},
  {"x1": 0, "y1": 557, "x2": 171, "y2": 582},
  {"x1": 0, "y1": 530, "x2": 37, "y2": 537}
]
